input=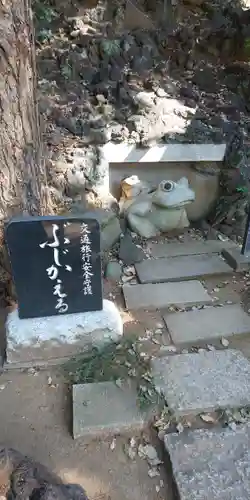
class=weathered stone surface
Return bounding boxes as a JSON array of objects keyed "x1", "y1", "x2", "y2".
[
  {"x1": 100, "y1": 142, "x2": 226, "y2": 164},
  {"x1": 119, "y1": 233, "x2": 146, "y2": 265},
  {"x1": 164, "y1": 423, "x2": 250, "y2": 500},
  {"x1": 123, "y1": 281, "x2": 212, "y2": 310},
  {"x1": 222, "y1": 247, "x2": 250, "y2": 271},
  {"x1": 84, "y1": 209, "x2": 122, "y2": 251},
  {"x1": 0, "y1": 447, "x2": 89, "y2": 500},
  {"x1": 164, "y1": 304, "x2": 250, "y2": 345},
  {"x1": 124, "y1": 0, "x2": 155, "y2": 30},
  {"x1": 6, "y1": 300, "x2": 123, "y2": 364},
  {"x1": 73, "y1": 381, "x2": 147, "y2": 439},
  {"x1": 151, "y1": 350, "x2": 250, "y2": 415},
  {"x1": 135, "y1": 254, "x2": 232, "y2": 284},
  {"x1": 149, "y1": 240, "x2": 237, "y2": 259},
  {"x1": 105, "y1": 261, "x2": 122, "y2": 281},
  {"x1": 69, "y1": 207, "x2": 122, "y2": 251},
  {"x1": 101, "y1": 216, "x2": 122, "y2": 251}
]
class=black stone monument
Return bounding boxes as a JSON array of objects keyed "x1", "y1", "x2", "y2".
[{"x1": 5, "y1": 216, "x2": 102, "y2": 319}]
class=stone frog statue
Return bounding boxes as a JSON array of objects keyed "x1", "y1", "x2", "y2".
[{"x1": 119, "y1": 175, "x2": 195, "y2": 238}]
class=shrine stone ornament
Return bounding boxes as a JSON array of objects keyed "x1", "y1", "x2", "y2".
[
  {"x1": 5, "y1": 216, "x2": 102, "y2": 319},
  {"x1": 119, "y1": 175, "x2": 195, "y2": 238}
]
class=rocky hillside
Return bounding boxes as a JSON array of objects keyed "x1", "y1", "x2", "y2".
[{"x1": 35, "y1": 0, "x2": 250, "y2": 238}]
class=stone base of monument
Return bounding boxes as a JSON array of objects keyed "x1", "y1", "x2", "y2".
[{"x1": 5, "y1": 300, "x2": 123, "y2": 367}]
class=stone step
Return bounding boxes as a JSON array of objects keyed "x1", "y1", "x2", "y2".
[
  {"x1": 122, "y1": 281, "x2": 212, "y2": 310},
  {"x1": 149, "y1": 239, "x2": 237, "y2": 259},
  {"x1": 73, "y1": 381, "x2": 148, "y2": 439},
  {"x1": 151, "y1": 349, "x2": 250, "y2": 416},
  {"x1": 164, "y1": 304, "x2": 250, "y2": 345},
  {"x1": 222, "y1": 247, "x2": 250, "y2": 271},
  {"x1": 164, "y1": 423, "x2": 250, "y2": 500},
  {"x1": 135, "y1": 254, "x2": 232, "y2": 284}
]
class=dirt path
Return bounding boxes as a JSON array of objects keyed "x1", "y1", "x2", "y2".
[
  {"x1": 1, "y1": 230, "x2": 250, "y2": 500},
  {"x1": 0, "y1": 368, "x2": 173, "y2": 500}
]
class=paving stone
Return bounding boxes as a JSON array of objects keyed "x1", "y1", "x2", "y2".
[
  {"x1": 73, "y1": 381, "x2": 147, "y2": 439},
  {"x1": 151, "y1": 349, "x2": 250, "y2": 416},
  {"x1": 222, "y1": 247, "x2": 250, "y2": 271},
  {"x1": 149, "y1": 240, "x2": 237, "y2": 259},
  {"x1": 123, "y1": 281, "x2": 212, "y2": 310},
  {"x1": 164, "y1": 304, "x2": 250, "y2": 345},
  {"x1": 135, "y1": 254, "x2": 232, "y2": 283},
  {"x1": 164, "y1": 423, "x2": 250, "y2": 500}
]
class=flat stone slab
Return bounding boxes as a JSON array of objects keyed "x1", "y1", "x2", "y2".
[
  {"x1": 164, "y1": 423, "x2": 250, "y2": 500},
  {"x1": 151, "y1": 349, "x2": 250, "y2": 415},
  {"x1": 6, "y1": 300, "x2": 123, "y2": 364},
  {"x1": 123, "y1": 281, "x2": 212, "y2": 310},
  {"x1": 164, "y1": 304, "x2": 250, "y2": 345},
  {"x1": 100, "y1": 142, "x2": 226, "y2": 163},
  {"x1": 222, "y1": 247, "x2": 250, "y2": 271},
  {"x1": 73, "y1": 381, "x2": 147, "y2": 439},
  {"x1": 135, "y1": 254, "x2": 232, "y2": 284},
  {"x1": 149, "y1": 240, "x2": 237, "y2": 259}
]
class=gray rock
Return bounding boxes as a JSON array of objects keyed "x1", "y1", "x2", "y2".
[
  {"x1": 71, "y1": 208, "x2": 121, "y2": 252},
  {"x1": 110, "y1": 64, "x2": 123, "y2": 82},
  {"x1": 6, "y1": 300, "x2": 123, "y2": 364},
  {"x1": 135, "y1": 254, "x2": 232, "y2": 284},
  {"x1": 73, "y1": 381, "x2": 148, "y2": 439},
  {"x1": 155, "y1": 87, "x2": 168, "y2": 98},
  {"x1": 59, "y1": 117, "x2": 81, "y2": 135},
  {"x1": 131, "y1": 56, "x2": 152, "y2": 74},
  {"x1": 123, "y1": 281, "x2": 212, "y2": 310},
  {"x1": 192, "y1": 68, "x2": 219, "y2": 93},
  {"x1": 64, "y1": 147, "x2": 100, "y2": 196},
  {"x1": 164, "y1": 423, "x2": 250, "y2": 499},
  {"x1": 89, "y1": 116, "x2": 106, "y2": 129},
  {"x1": 90, "y1": 128, "x2": 111, "y2": 144},
  {"x1": 111, "y1": 123, "x2": 130, "y2": 142},
  {"x1": 105, "y1": 261, "x2": 122, "y2": 281},
  {"x1": 133, "y1": 91, "x2": 155, "y2": 109},
  {"x1": 149, "y1": 240, "x2": 237, "y2": 259},
  {"x1": 124, "y1": 0, "x2": 155, "y2": 30},
  {"x1": 164, "y1": 304, "x2": 250, "y2": 345},
  {"x1": 179, "y1": 85, "x2": 198, "y2": 101},
  {"x1": 151, "y1": 350, "x2": 250, "y2": 416},
  {"x1": 101, "y1": 215, "x2": 122, "y2": 251},
  {"x1": 119, "y1": 233, "x2": 146, "y2": 265}
]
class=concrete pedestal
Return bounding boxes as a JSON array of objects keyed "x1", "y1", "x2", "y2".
[{"x1": 5, "y1": 300, "x2": 123, "y2": 366}]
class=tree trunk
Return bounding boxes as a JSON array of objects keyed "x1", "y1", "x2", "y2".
[
  {"x1": 0, "y1": 0, "x2": 52, "y2": 295},
  {"x1": 0, "y1": 0, "x2": 51, "y2": 228}
]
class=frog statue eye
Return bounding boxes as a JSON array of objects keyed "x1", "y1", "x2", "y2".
[{"x1": 163, "y1": 181, "x2": 174, "y2": 192}]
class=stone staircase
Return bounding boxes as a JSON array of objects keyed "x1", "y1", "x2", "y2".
[
  {"x1": 72, "y1": 237, "x2": 250, "y2": 498},
  {"x1": 122, "y1": 238, "x2": 250, "y2": 499}
]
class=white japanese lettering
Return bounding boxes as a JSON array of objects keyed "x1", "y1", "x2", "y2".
[{"x1": 80, "y1": 223, "x2": 93, "y2": 296}]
